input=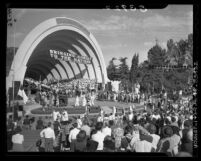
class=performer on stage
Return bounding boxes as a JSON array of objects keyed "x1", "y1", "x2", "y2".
[
  {"x1": 86, "y1": 91, "x2": 92, "y2": 106},
  {"x1": 75, "y1": 85, "x2": 80, "y2": 107},
  {"x1": 81, "y1": 91, "x2": 87, "y2": 107},
  {"x1": 91, "y1": 90, "x2": 96, "y2": 106}
]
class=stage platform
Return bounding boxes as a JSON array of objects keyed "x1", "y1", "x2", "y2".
[{"x1": 22, "y1": 98, "x2": 145, "y2": 117}]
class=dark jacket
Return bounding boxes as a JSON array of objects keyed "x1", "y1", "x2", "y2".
[
  {"x1": 180, "y1": 141, "x2": 192, "y2": 155},
  {"x1": 70, "y1": 139, "x2": 87, "y2": 152},
  {"x1": 140, "y1": 133, "x2": 153, "y2": 143}
]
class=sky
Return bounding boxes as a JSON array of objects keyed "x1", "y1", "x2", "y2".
[{"x1": 7, "y1": 5, "x2": 193, "y2": 68}]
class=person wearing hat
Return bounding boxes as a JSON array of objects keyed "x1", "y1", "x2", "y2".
[
  {"x1": 11, "y1": 126, "x2": 24, "y2": 151},
  {"x1": 103, "y1": 135, "x2": 115, "y2": 152},
  {"x1": 70, "y1": 130, "x2": 87, "y2": 152},
  {"x1": 156, "y1": 125, "x2": 176, "y2": 156},
  {"x1": 147, "y1": 123, "x2": 160, "y2": 151}
]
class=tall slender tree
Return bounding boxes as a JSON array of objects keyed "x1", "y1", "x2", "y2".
[
  {"x1": 130, "y1": 53, "x2": 139, "y2": 90},
  {"x1": 148, "y1": 43, "x2": 166, "y2": 67},
  {"x1": 107, "y1": 57, "x2": 118, "y2": 81}
]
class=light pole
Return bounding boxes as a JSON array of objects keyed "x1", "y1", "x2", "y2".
[{"x1": 11, "y1": 9, "x2": 16, "y2": 120}]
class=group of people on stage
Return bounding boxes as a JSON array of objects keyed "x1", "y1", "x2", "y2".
[
  {"x1": 74, "y1": 88, "x2": 96, "y2": 107},
  {"x1": 98, "y1": 91, "x2": 143, "y2": 103},
  {"x1": 35, "y1": 83, "x2": 97, "y2": 111}
]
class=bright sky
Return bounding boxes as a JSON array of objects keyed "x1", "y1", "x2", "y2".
[{"x1": 7, "y1": 5, "x2": 193, "y2": 68}]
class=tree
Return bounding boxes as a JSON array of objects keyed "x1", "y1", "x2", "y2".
[
  {"x1": 107, "y1": 57, "x2": 118, "y2": 81},
  {"x1": 177, "y1": 39, "x2": 189, "y2": 66},
  {"x1": 165, "y1": 34, "x2": 193, "y2": 67},
  {"x1": 185, "y1": 33, "x2": 193, "y2": 66},
  {"x1": 129, "y1": 53, "x2": 139, "y2": 89},
  {"x1": 165, "y1": 39, "x2": 179, "y2": 66},
  {"x1": 119, "y1": 57, "x2": 129, "y2": 80},
  {"x1": 119, "y1": 57, "x2": 129, "y2": 91},
  {"x1": 134, "y1": 33, "x2": 193, "y2": 95},
  {"x1": 148, "y1": 43, "x2": 166, "y2": 66}
]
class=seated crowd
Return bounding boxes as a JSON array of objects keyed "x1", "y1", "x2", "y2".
[{"x1": 7, "y1": 97, "x2": 193, "y2": 157}]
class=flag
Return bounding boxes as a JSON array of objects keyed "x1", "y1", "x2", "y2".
[{"x1": 17, "y1": 87, "x2": 28, "y2": 104}]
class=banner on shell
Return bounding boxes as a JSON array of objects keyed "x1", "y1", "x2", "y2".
[
  {"x1": 49, "y1": 49, "x2": 92, "y2": 64},
  {"x1": 111, "y1": 81, "x2": 121, "y2": 93}
]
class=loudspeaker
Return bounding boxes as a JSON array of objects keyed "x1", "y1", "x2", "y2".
[
  {"x1": 18, "y1": 105, "x2": 23, "y2": 111},
  {"x1": 8, "y1": 81, "x2": 21, "y2": 100}
]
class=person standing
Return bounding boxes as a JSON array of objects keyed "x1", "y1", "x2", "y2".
[
  {"x1": 11, "y1": 126, "x2": 24, "y2": 152},
  {"x1": 40, "y1": 122, "x2": 56, "y2": 152},
  {"x1": 75, "y1": 87, "x2": 80, "y2": 107},
  {"x1": 91, "y1": 122, "x2": 105, "y2": 151},
  {"x1": 91, "y1": 90, "x2": 96, "y2": 106},
  {"x1": 81, "y1": 119, "x2": 91, "y2": 139},
  {"x1": 70, "y1": 130, "x2": 87, "y2": 152},
  {"x1": 113, "y1": 120, "x2": 124, "y2": 151},
  {"x1": 23, "y1": 115, "x2": 30, "y2": 130},
  {"x1": 68, "y1": 123, "x2": 80, "y2": 143},
  {"x1": 102, "y1": 122, "x2": 112, "y2": 137},
  {"x1": 81, "y1": 91, "x2": 87, "y2": 107}
]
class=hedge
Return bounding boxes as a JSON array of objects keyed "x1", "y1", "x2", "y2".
[{"x1": 31, "y1": 106, "x2": 100, "y2": 115}]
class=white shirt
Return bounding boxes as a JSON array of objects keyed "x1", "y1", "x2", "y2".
[
  {"x1": 61, "y1": 111, "x2": 68, "y2": 121},
  {"x1": 150, "y1": 134, "x2": 160, "y2": 150},
  {"x1": 130, "y1": 131, "x2": 140, "y2": 150},
  {"x1": 92, "y1": 131, "x2": 105, "y2": 150},
  {"x1": 128, "y1": 113, "x2": 134, "y2": 121},
  {"x1": 68, "y1": 128, "x2": 80, "y2": 143},
  {"x1": 81, "y1": 125, "x2": 91, "y2": 136},
  {"x1": 102, "y1": 126, "x2": 112, "y2": 137},
  {"x1": 53, "y1": 111, "x2": 60, "y2": 121},
  {"x1": 82, "y1": 95, "x2": 86, "y2": 106},
  {"x1": 77, "y1": 119, "x2": 82, "y2": 129},
  {"x1": 134, "y1": 140, "x2": 153, "y2": 152},
  {"x1": 75, "y1": 96, "x2": 80, "y2": 106},
  {"x1": 97, "y1": 116, "x2": 103, "y2": 122},
  {"x1": 109, "y1": 114, "x2": 115, "y2": 121},
  {"x1": 113, "y1": 107, "x2": 116, "y2": 115},
  {"x1": 154, "y1": 114, "x2": 161, "y2": 120},
  {"x1": 40, "y1": 127, "x2": 55, "y2": 140},
  {"x1": 12, "y1": 134, "x2": 24, "y2": 144}
]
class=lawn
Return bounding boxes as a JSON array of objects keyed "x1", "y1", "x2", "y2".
[
  {"x1": 31, "y1": 106, "x2": 100, "y2": 115},
  {"x1": 30, "y1": 100, "x2": 144, "y2": 115}
]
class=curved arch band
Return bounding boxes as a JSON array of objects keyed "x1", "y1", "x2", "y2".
[{"x1": 6, "y1": 17, "x2": 108, "y2": 91}]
